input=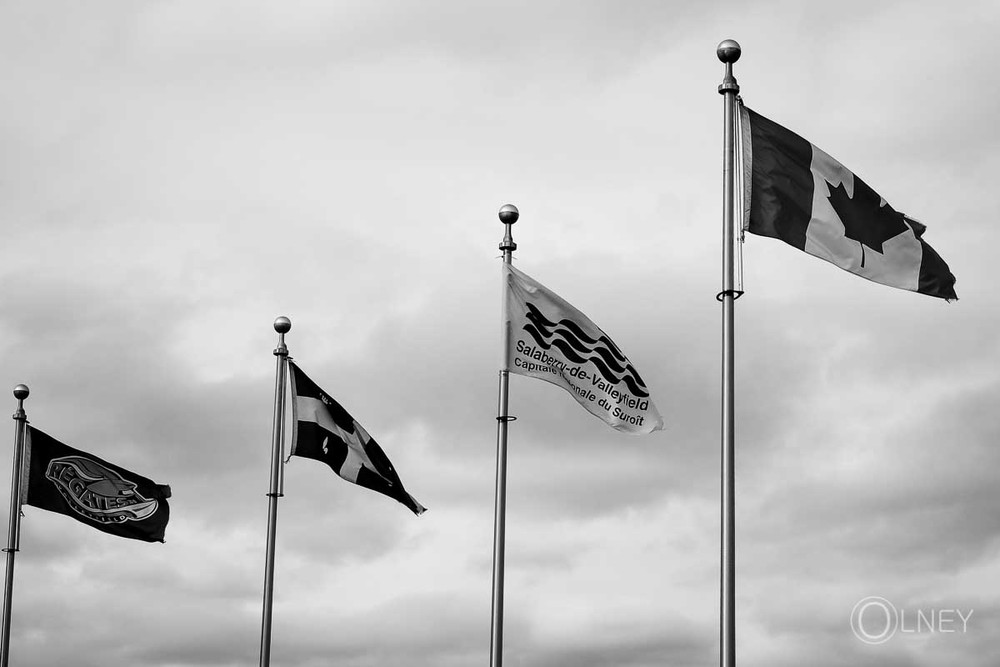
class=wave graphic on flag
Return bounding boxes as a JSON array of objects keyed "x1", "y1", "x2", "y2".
[{"x1": 522, "y1": 302, "x2": 650, "y2": 398}]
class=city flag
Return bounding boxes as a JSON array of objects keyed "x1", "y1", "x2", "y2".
[
  {"x1": 503, "y1": 263, "x2": 664, "y2": 434},
  {"x1": 741, "y1": 104, "x2": 957, "y2": 300},
  {"x1": 288, "y1": 362, "x2": 426, "y2": 515},
  {"x1": 22, "y1": 426, "x2": 171, "y2": 542}
]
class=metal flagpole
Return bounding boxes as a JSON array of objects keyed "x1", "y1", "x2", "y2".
[
  {"x1": 259, "y1": 317, "x2": 290, "y2": 667},
  {"x1": 0, "y1": 384, "x2": 29, "y2": 667},
  {"x1": 490, "y1": 203, "x2": 518, "y2": 667},
  {"x1": 717, "y1": 39, "x2": 741, "y2": 667}
]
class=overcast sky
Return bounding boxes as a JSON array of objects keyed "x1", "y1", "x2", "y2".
[{"x1": 1, "y1": 1, "x2": 997, "y2": 666}]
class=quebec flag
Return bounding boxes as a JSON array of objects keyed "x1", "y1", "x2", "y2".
[
  {"x1": 503, "y1": 263, "x2": 664, "y2": 435},
  {"x1": 288, "y1": 361, "x2": 425, "y2": 515}
]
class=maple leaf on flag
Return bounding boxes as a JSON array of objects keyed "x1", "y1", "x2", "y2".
[{"x1": 826, "y1": 177, "x2": 910, "y2": 268}]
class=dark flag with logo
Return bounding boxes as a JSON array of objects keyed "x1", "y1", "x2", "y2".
[
  {"x1": 504, "y1": 263, "x2": 664, "y2": 434},
  {"x1": 741, "y1": 104, "x2": 957, "y2": 300},
  {"x1": 22, "y1": 427, "x2": 171, "y2": 543},
  {"x1": 288, "y1": 362, "x2": 425, "y2": 515}
]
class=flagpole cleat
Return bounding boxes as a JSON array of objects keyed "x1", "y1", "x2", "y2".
[
  {"x1": 273, "y1": 316, "x2": 291, "y2": 334},
  {"x1": 12, "y1": 385, "x2": 28, "y2": 401}
]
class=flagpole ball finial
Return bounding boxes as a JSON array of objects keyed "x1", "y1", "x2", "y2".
[
  {"x1": 717, "y1": 39, "x2": 741, "y2": 63},
  {"x1": 273, "y1": 316, "x2": 291, "y2": 334},
  {"x1": 499, "y1": 204, "x2": 519, "y2": 225},
  {"x1": 12, "y1": 385, "x2": 28, "y2": 400}
]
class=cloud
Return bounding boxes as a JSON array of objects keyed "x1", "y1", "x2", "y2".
[{"x1": 0, "y1": 2, "x2": 996, "y2": 666}]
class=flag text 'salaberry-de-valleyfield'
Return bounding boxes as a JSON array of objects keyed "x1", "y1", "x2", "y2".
[
  {"x1": 504, "y1": 263, "x2": 664, "y2": 434},
  {"x1": 22, "y1": 426, "x2": 171, "y2": 543},
  {"x1": 742, "y1": 104, "x2": 957, "y2": 300},
  {"x1": 288, "y1": 361, "x2": 425, "y2": 515}
]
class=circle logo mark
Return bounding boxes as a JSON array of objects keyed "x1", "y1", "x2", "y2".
[{"x1": 851, "y1": 596, "x2": 898, "y2": 644}]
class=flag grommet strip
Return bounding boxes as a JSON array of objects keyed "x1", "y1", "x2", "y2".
[{"x1": 716, "y1": 289, "x2": 745, "y2": 302}]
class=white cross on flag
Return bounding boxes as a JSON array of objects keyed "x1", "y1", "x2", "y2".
[{"x1": 288, "y1": 361, "x2": 425, "y2": 515}]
